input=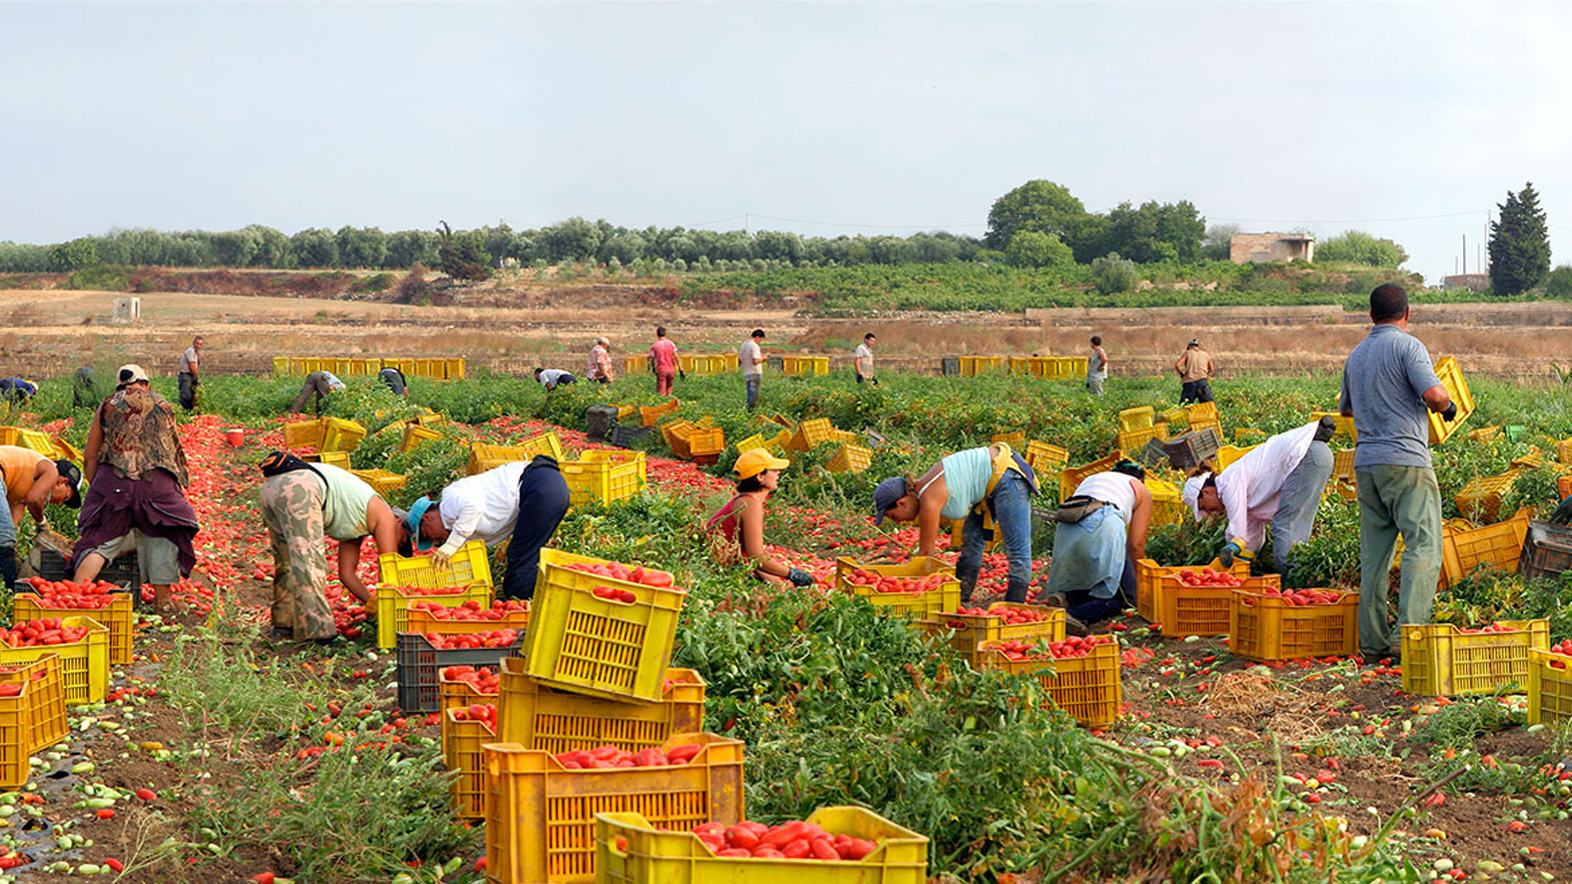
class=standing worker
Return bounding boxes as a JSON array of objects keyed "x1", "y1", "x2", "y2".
[
  {"x1": 289, "y1": 370, "x2": 346, "y2": 415},
  {"x1": 649, "y1": 326, "x2": 681, "y2": 395},
  {"x1": 1181, "y1": 417, "x2": 1335, "y2": 578},
  {"x1": 854, "y1": 333, "x2": 878, "y2": 385},
  {"x1": 1175, "y1": 338, "x2": 1214, "y2": 404},
  {"x1": 871, "y1": 443, "x2": 1038, "y2": 604},
  {"x1": 1341, "y1": 283, "x2": 1454, "y2": 664},
  {"x1": 587, "y1": 337, "x2": 614, "y2": 384},
  {"x1": 177, "y1": 336, "x2": 204, "y2": 411},
  {"x1": 1040, "y1": 462, "x2": 1153, "y2": 634},
  {"x1": 0, "y1": 446, "x2": 83, "y2": 589},
  {"x1": 71, "y1": 365, "x2": 200, "y2": 613},
  {"x1": 740, "y1": 328, "x2": 766, "y2": 411},
  {"x1": 1086, "y1": 336, "x2": 1109, "y2": 396},
  {"x1": 379, "y1": 364, "x2": 409, "y2": 399},
  {"x1": 258, "y1": 451, "x2": 402, "y2": 642},
  {"x1": 402, "y1": 454, "x2": 570, "y2": 600}
]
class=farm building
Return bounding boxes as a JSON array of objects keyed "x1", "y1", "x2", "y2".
[{"x1": 1229, "y1": 232, "x2": 1316, "y2": 264}]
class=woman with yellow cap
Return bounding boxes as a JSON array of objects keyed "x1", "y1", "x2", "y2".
[{"x1": 706, "y1": 448, "x2": 814, "y2": 587}]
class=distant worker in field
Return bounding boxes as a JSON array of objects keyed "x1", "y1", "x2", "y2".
[
  {"x1": 1040, "y1": 461, "x2": 1153, "y2": 634},
  {"x1": 289, "y1": 370, "x2": 346, "y2": 415},
  {"x1": 0, "y1": 446, "x2": 82, "y2": 589},
  {"x1": 587, "y1": 337, "x2": 614, "y2": 384},
  {"x1": 740, "y1": 328, "x2": 766, "y2": 411},
  {"x1": 0, "y1": 378, "x2": 39, "y2": 407},
  {"x1": 177, "y1": 335, "x2": 204, "y2": 411},
  {"x1": 73, "y1": 368, "x2": 102, "y2": 411},
  {"x1": 1175, "y1": 338, "x2": 1214, "y2": 403},
  {"x1": 649, "y1": 327, "x2": 681, "y2": 395},
  {"x1": 854, "y1": 332, "x2": 878, "y2": 385},
  {"x1": 378, "y1": 365, "x2": 409, "y2": 399},
  {"x1": 1182, "y1": 417, "x2": 1335, "y2": 578},
  {"x1": 1086, "y1": 336, "x2": 1108, "y2": 396},
  {"x1": 1342, "y1": 283, "x2": 1454, "y2": 665},
  {"x1": 706, "y1": 449, "x2": 815, "y2": 587},
  {"x1": 257, "y1": 451, "x2": 401, "y2": 642},
  {"x1": 534, "y1": 367, "x2": 577, "y2": 392},
  {"x1": 401, "y1": 454, "x2": 570, "y2": 600},
  {"x1": 872, "y1": 442, "x2": 1039, "y2": 604}
]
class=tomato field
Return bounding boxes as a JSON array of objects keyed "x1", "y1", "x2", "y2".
[{"x1": 2, "y1": 363, "x2": 1572, "y2": 884}]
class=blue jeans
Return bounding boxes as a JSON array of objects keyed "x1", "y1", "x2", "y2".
[
  {"x1": 0, "y1": 502, "x2": 14, "y2": 549},
  {"x1": 502, "y1": 459, "x2": 571, "y2": 600},
  {"x1": 956, "y1": 471, "x2": 1034, "y2": 602},
  {"x1": 744, "y1": 376, "x2": 761, "y2": 410}
]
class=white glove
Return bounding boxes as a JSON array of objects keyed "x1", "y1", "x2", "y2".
[{"x1": 430, "y1": 549, "x2": 453, "y2": 570}]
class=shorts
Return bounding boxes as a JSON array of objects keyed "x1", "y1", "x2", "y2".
[{"x1": 92, "y1": 530, "x2": 181, "y2": 584}]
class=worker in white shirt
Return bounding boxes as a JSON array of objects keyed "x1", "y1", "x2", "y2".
[
  {"x1": 1181, "y1": 417, "x2": 1336, "y2": 575},
  {"x1": 401, "y1": 454, "x2": 570, "y2": 599},
  {"x1": 854, "y1": 332, "x2": 877, "y2": 385}
]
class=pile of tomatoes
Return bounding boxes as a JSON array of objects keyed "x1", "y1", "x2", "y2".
[
  {"x1": 386, "y1": 584, "x2": 466, "y2": 596},
  {"x1": 591, "y1": 585, "x2": 640, "y2": 604},
  {"x1": 441, "y1": 665, "x2": 501, "y2": 694},
  {"x1": 947, "y1": 605, "x2": 1048, "y2": 627},
  {"x1": 687, "y1": 819, "x2": 880, "y2": 861},
  {"x1": 1176, "y1": 569, "x2": 1242, "y2": 588},
  {"x1": 451, "y1": 703, "x2": 497, "y2": 732},
  {"x1": 847, "y1": 569, "x2": 949, "y2": 595},
  {"x1": 991, "y1": 634, "x2": 1113, "y2": 661},
  {"x1": 554, "y1": 743, "x2": 702, "y2": 769},
  {"x1": 411, "y1": 599, "x2": 528, "y2": 621},
  {"x1": 1548, "y1": 639, "x2": 1572, "y2": 670},
  {"x1": 565, "y1": 562, "x2": 676, "y2": 588},
  {"x1": 1459, "y1": 622, "x2": 1525, "y2": 635},
  {"x1": 0, "y1": 619, "x2": 93, "y2": 648},
  {"x1": 20, "y1": 577, "x2": 126, "y2": 610},
  {"x1": 424, "y1": 629, "x2": 519, "y2": 649},
  {"x1": 1252, "y1": 588, "x2": 1345, "y2": 606}
]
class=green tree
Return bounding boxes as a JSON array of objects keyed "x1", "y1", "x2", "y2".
[
  {"x1": 1545, "y1": 265, "x2": 1572, "y2": 298},
  {"x1": 1005, "y1": 230, "x2": 1074, "y2": 269},
  {"x1": 435, "y1": 221, "x2": 492, "y2": 281},
  {"x1": 1314, "y1": 230, "x2": 1408, "y2": 268},
  {"x1": 1097, "y1": 200, "x2": 1207, "y2": 263},
  {"x1": 1203, "y1": 223, "x2": 1240, "y2": 261},
  {"x1": 1090, "y1": 253, "x2": 1139, "y2": 295},
  {"x1": 387, "y1": 230, "x2": 439, "y2": 268},
  {"x1": 48, "y1": 237, "x2": 99, "y2": 272},
  {"x1": 1488, "y1": 182, "x2": 1550, "y2": 296},
  {"x1": 984, "y1": 180, "x2": 1088, "y2": 250},
  {"x1": 336, "y1": 226, "x2": 389, "y2": 269},
  {"x1": 290, "y1": 228, "x2": 338, "y2": 268}
]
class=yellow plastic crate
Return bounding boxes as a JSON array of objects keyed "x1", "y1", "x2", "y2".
[
  {"x1": 1310, "y1": 411, "x2": 1358, "y2": 443},
  {"x1": 16, "y1": 429, "x2": 54, "y2": 456},
  {"x1": 563, "y1": 450, "x2": 647, "y2": 506},
  {"x1": 469, "y1": 442, "x2": 529, "y2": 476},
  {"x1": 1117, "y1": 423, "x2": 1168, "y2": 457},
  {"x1": 1429, "y1": 356, "x2": 1474, "y2": 445},
  {"x1": 1185, "y1": 401, "x2": 1219, "y2": 425},
  {"x1": 1215, "y1": 443, "x2": 1260, "y2": 471},
  {"x1": 1467, "y1": 425, "x2": 1502, "y2": 444},
  {"x1": 1527, "y1": 648, "x2": 1572, "y2": 725},
  {"x1": 484, "y1": 733, "x2": 744, "y2": 884},
  {"x1": 445, "y1": 357, "x2": 467, "y2": 380},
  {"x1": 1557, "y1": 437, "x2": 1572, "y2": 466},
  {"x1": 13, "y1": 591, "x2": 134, "y2": 666},
  {"x1": 1332, "y1": 448, "x2": 1356, "y2": 484},
  {"x1": 623, "y1": 355, "x2": 647, "y2": 375},
  {"x1": 1509, "y1": 448, "x2": 1543, "y2": 470},
  {"x1": 826, "y1": 429, "x2": 859, "y2": 445},
  {"x1": 282, "y1": 419, "x2": 324, "y2": 448},
  {"x1": 521, "y1": 431, "x2": 565, "y2": 461},
  {"x1": 349, "y1": 468, "x2": 408, "y2": 495},
  {"x1": 640, "y1": 400, "x2": 679, "y2": 427},
  {"x1": 834, "y1": 557, "x2": 961, "y2": 620},
  {"x1": 0, "y1": 655, "x2": 69, "y2": 789},
  {"x1": 319, "y1": 417, "x2": 367, "y2": 452},
  {"x1": 1229, "y1": 590, "x2": 1358, "y2": 662},
  {"x1": 1117, "y1": 406, "x2": 1155, "y2": 433},
  {"x1": 1441, "y1": 508, "x2": 1531, "y2": 587},
  {"x1": 51, "y1": 435, "x2": 82, "y2": 461},
  {"x1": 1024, "y1": 440, "x2": 1069, "y2": 474},
  {"x1": 1454, "y1": 470, "x2": 1520, "y2": 523},
  {"x1": 1160, "y1": 406, "x2": 1190, "y2": 429},
  {"x1": 783, "y1": 418, "x2": 834, "y2": 451},
  {"x1": 380, "y1": 539, "x2": 494, "y2": 590},
  {"x1": 595, "y1": 806, "x2": 929, "y2": 884},
  {"x1": 1145, "y1": 477, "x2": 1186, "y2": 527},
  {"x1": 414, "y1": 357, "x2": 445, "y2": 379},
  {"x1": 733, "y1": 433, "x2": 770, "y2": 455},
  {"x1": 1059, "y1": 453, "x2": 1121, "y2": 500},
  {"x1": 400, "y1": 424, "x2": 443, "y2": 453},
  {"x1": 1007, "y1": 356, "x2": 1029, "y2": 376},
  {"x1": 307, "y1": 450, "x2": 350, "y2": 468},
  {"x1": 525, "y1": 550, "x2": 688, "y2": 703},
  {"x1": 661, "y1": 420, "x2": 694, "y2": 452},
  {"x1": 497, "y1": 657, "x2": 705, "y2": 753},
  {"x1": 416, "y1": 412, "x2": 448, "y2": 427},
  {"x1": 920, "y1": 603, "x2": 1067, "y2": 667},
  {"x1": 826, "y1": 443, "x2": 872, "y2": 474},
  {"x1": 976, "y1": 640, "x2": 1122, "y2": 729},
  {"x1": 273, "y1": 356, "x2": 292, "y2": 376},
  {"x1": 444, "y1": 707, "x2": 495, "y2": 819},
  {"x1": 0, "y1": 616, "x2": 109, "y2": 706},
  {"x1": 1401, "y1": 619, "x2": 1550, "y2": 697},
  {"x1": 990, "y1": 431, "x2": 1027, "y2": 449},
  {"x1": 683, "y1": 428, "x2": 726, "y2": 459},
  {"x1": 1134, "y1": 558, "x2": 1263, "y2": 637},
  {"x1": 373, "y1": 584, "x2": 494, "y2": 650}
]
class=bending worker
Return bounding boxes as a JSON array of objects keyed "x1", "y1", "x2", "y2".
[
  {"x1": 0, "y1": 446, "x2": 83, "y2": 589},
  {"x1": 258, "y1": 452, "x2": 401, "y2": 642},
  {"x1": 1182, "y1": 417, "x2": 1336, "y2": 576},
  {"x1": 706, "y1": 449, "x2": 815, "y2": 587},
  {"x1": 403, "y1": 454, "x2": 570, "y2": 600},
  {"x1": 290, "y1": 370, "x2": 346, "y2": 415},
  {"x1": 872, "y1": 443, "x2": 1038, "y2": 603},
  {"x1": 1040, "y1": 461, "x2": 1153, "y2": 634}
]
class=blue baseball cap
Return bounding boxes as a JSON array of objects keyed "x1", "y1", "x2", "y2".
[
  {"x1": 871, "y1": 476, "x2": 908, "y2": 526},
  {"x1": 405, "y1": 496, "x2": 437, "y2": 551}
]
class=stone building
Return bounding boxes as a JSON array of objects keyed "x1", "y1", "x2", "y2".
[{"x1": 1229, "y1": 233, "x2": 1316, "y2": 264}]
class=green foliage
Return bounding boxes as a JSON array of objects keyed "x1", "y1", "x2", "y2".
[
  {"x1": 1489, "y1": 182, "x2": 1551, "y2": 296},
  {"x1": 1090, "y1": 252, "x2": 1139, "y2": 295},
  {"x1": 436, "y1": 220, "x2": 492, "y2": 281},
  {"x1": 1286, "y1": 497, "x2": 1362, "y2": 589},
  {"x1": 985, "y1": 179, "x2": 1088, "y2": 250},
  {"x1": 1005, "y1": 229, "x2": 1075, "y2": 269},
  {"x1": 49, "y1": 237, "x2": 99, "y2": 272},
  {"x1": 65, "y1": 264, "x2": 133, "y2": 291},
  {"x1": 1314, "y1": 230, "x2": 1409, "y2": 268},
  {"x1": 1092, "y1": 200, "x2": 1207, "y2": 264},
  {"x1": 348, "y1": 271, "x2": 397, "y2": 294},
  {"x1": 1546, "y1": 264, "x2": 1572, "y2": 298}
]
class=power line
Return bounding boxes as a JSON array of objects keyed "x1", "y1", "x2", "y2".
[
  {"x1": 1211, "y1": 209, "x2": 1486, "y2": 225},
  {"x1": 681, "y1": 212, "x2": 986, "y2": 232}
]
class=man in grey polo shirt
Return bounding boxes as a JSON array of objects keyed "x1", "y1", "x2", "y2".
[{"x1": 1340, "y1": 283, "x2": 1455, "y2": 664}]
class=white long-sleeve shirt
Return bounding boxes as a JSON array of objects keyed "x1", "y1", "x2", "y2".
[
  {"x1": 1214, "y1": 421, "x2": 1321, "y2": 553},
  {"x1": 436, "y1": 461, "x2": 530, "y2": 555}
]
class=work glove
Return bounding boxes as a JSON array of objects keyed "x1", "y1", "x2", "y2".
[
  {"x1": 679, "y1": 371, "x2": 686, "y2": 380},
  {"x1": 430, "y1": 548, "x2": 453, "y2": 570},
  {"x1": 1218, "y1": 542, "x2": 1241, "y2": 568},
  {"x1": 37, "y1": 518, "x2": 50, "y2": 533},
  {"x1": 1440, "y1": 401, "x2": 1459, "y2": 422},
  {"x1": 1550, "y1": 496, "x2": 1572, "y2": 526},
  {"x1": 1313, "y1": 415, "x2": 1337, "y2": 443},
  {"x1": 786, "y1": 567, "x2": 815, "y2": 587}
]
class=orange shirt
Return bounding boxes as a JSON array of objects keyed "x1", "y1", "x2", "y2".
[{"x1": 0, "y1": 445, "x2": 47, "y2": 505}]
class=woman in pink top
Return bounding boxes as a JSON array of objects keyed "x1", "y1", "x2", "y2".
[
  {"x1": 587, "y1": 337, "x2": 614, "y2": 384},
  {"x1": 649, "y1": 326, "x2": 679, "y2": 395}
]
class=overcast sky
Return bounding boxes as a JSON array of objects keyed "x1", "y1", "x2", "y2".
[{"x1": 4, "y1": 1, "x2": 1569, "y2": 282}]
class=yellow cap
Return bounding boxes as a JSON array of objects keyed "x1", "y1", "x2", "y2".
[{"x1": 733, "y1": 448, "x2": 790, "y2": 480}]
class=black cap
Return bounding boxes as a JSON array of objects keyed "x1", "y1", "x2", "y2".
[{"x1": 54, "y1": 459, "x2": 83, "y2": 509}]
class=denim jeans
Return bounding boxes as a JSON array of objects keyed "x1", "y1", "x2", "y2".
[
  {"x1": 744, "y1": 376, "x2": 761, "y2": 410},
  {"x1": 1273, "y1": 440, "x2": 1333, "y2": 575},
  {"x1": 956, "y1": 471, "x2": 1034, "y2": 602},
  {"x1": 502, "y1": 460, "x2": 571, "y2": 600},
  {"x1": 1065, "y1": 555, "x2": 1137, "y2": 623},
  {"x1": 0, "y1": 501, "x2": 14, "y2": 549},
  {"x1": 1355, "y1": 464, "x2": 1443, "y2": 657}
]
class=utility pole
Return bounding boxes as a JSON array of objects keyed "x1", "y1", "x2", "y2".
[{"x1": 1462, "y1": 234, "x2": 1467, "y2": 275}]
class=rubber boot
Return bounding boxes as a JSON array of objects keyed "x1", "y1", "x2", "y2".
[
  {"x1": 0, "y1": 547, "x2": 15, "y2": 591},
  {"x1": 1005, "y1": 576, "x2": 1030, "y2": 604},
  {"x1": 957, "y1": 562, "x2": 981, "y2": 604}
]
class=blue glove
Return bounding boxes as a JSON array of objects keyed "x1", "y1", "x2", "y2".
[
  {"x1": 1218, "y1": 542, "x2": 1241, "y2": 568},
  {"x1": 786, "y1": 567, "x2": 815, "y2": 587},
  {"x1": 1551, "y1": 497, "x2": 1572, "y2": 526}
]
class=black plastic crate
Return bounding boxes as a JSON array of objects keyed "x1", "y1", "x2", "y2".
[
  {"x1": 1159, "y1": 426, "x2": 1222, "y2": 472},
  {"x1": 1521, "y1": 521, "x2": 1572, "y2": 582},
  {"x1": 394, "y1": 631, "x2": 526, "y2": 714},
  {"x1": 940, "y1": 357, "x2": 960, "y2": 377},
  {"x1": 33, "y1": 541, "x2": 141, "y2": 586},
  {"x1": 609, "y1": 424, "x2": 654, "y2": 449}
]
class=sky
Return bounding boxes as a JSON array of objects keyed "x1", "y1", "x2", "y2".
[{"x1": 4, "y1": 1, "x2": 1571, "y2": 283}]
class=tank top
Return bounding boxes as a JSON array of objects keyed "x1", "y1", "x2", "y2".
[
  {"x1": 0, "y1": 445, "x2": 46, "y2": 504},
  {"x1": 315, "y1": 463, "x2": 379, "y2": 541},
  {"x1": 929, "y1": 448, "x2": 992, "y2": 521},
  {"x1": 97, "y1": 387, "x2": 190, "y2": 486},
  {"x1": 1073, "y1": 471, "x2": 1138, "y2": 514}
]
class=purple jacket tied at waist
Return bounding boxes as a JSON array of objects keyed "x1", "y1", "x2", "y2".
[{"x1": 72, "y1": 467, "x2": 200, "y2": 578}]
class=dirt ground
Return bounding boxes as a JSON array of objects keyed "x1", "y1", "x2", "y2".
[{"x1": 2, "y1": 286, "x2": 1569, "y2": 380}]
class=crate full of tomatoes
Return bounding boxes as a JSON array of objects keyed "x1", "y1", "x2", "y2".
[
  {"x1": 1229, "y1": 587, "x2": 1358, "y2": 663},
  {"x1": 395, "y1": 627, "x2": 524, "y2": 714},
  {"x1": 405, "y1": 598, "x2": 528, "y2": 640},
  {"x1": 13, "y1": 577, "x2": 135, "y2": 665},
  {"x1": 833, "y1": 557, "x2": 960, "y2": 620},
  {"x1": 1134, "y1": 558, "x2": 1279, "y2": 638},
  {"x1": 920, "y1": 603, "x2": 1066, "y2": 666},
  {"x1": 1400, "y1": 619, "x2": 1550, "y2": 698},
  {"x1": 976, "y1": 635, "x2": 1121, "y2": 729},
  {"x1": 1527, "y1": 639, "x2": 1572, "y2": 726},
  {"x1": 0, "y1": 617, "x2": 110, "y2": 706}
]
